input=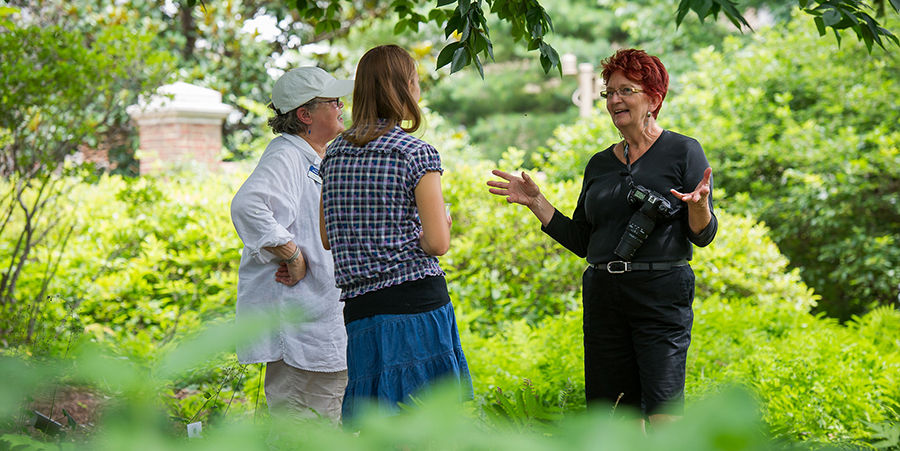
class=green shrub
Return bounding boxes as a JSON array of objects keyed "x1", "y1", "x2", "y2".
[
  {"x1": 692, "y1": 299, "x2": 900, "y2": 443},
  {"x1": 37, "y1": 171, "x2": 244, "y2": 359},
  {"x1": 442, "y1": 149, "x2": 584, "y2": 330},
  {"x1": 663, "y1": 12, "x2": 900, "y2": 319},
  {"x1": 0, "y1": 168, "x2": 259, "y2": 426}
]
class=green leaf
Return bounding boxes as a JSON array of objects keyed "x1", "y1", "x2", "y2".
[
  {"x1": 542, "y1": 11, "x2": 554, "y2": 32},
  {"x1": 814, "y1": 17, "x2": 827, "y2": 36},
  {"x1": 394, "y1": 20, "x2": 407, "y2": 34},
  {"x1": 822, "y1": 9, "x2": 841, "y2": 27},
  {"x1": 879, "y1": 26, "x2": 900, "y2": 46},
  {"x1": 325, "y1": 2, "x2": 340, "y2": 17},
  {"x1": 540, "y1": 53, "x2": 551, "y2": 74},
  {"x1": 539, "y1": 43, "x2": 560, "y2": 75},
  {"x1": 445, "y1": 12, "x2": 461, "y2": 38},
  {"x1": 675, "y1": 0, "x2": 692, "y2": 27},
  {"x1": 459, "y1": 0, "x2": 470, "y2": 16},
  {"x1": 314, "y1": 20, "x2": 329, "y2": 35},
  {"x1": 718, "y1": 0, "x2": 751, "y2": 30},
  {"x1": 862, "y1": 26, "x2": 875, "y2": 53},
  {"x1": 460, "y1": 21, "x2": 471, "y2": 42},
  {"x1": 696, "y1": 0, "x2": 712, "y2": 19},
  {"x1": 473, "y1": 53, "x2": 484, "y2": 79},
  {"x1": 436, "y1": 41, "x2": 461, "y2": 69},
  {"x1": 437, "y1": 0, "x2": 455, "y2": 6},
  {"x1": 450, "y1": 46, "x2": 469, "y2": 73}
]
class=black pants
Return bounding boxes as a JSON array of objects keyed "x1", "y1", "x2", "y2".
[{"x1": 582, "y1": 265, "x2": 695, "y2": 417}]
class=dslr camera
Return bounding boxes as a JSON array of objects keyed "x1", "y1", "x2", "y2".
[{"x1": 614, "y1": 185, "x2": 680, "y2": 260}]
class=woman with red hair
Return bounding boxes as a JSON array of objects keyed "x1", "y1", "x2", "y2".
[{"x1": 488, "y1": 49, "x2": 717, "y2": 426}]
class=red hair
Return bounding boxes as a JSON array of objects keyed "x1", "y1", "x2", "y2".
[{"x1": 600, "y1": 49, "x2": 668, "y2": 119}]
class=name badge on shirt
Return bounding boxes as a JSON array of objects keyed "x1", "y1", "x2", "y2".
[{"x1": 307, "y1": 164, "x2": 322, "y2": 184}]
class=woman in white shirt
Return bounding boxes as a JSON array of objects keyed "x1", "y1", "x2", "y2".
[{"x1": 231, "y1": 66, "x2": 353, "y2": 423}]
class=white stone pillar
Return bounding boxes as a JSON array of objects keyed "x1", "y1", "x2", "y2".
[{"x1": 577, "y1": 63, "x2": 596, "y2": 118}]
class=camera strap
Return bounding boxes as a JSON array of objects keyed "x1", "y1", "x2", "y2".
[
  {"x1": 622, "y1": 142, "x2": 635, "y2": 188},
  {"x1": 622, "y1": 142, "x2": 682, "y2": 218}
]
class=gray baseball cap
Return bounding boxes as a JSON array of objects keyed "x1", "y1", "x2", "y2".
[{"x1": 271, "y1": 67, "x2": 354, "y2": 114}]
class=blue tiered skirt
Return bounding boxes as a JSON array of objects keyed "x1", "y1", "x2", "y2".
[{"x1": 341, "y1": 302, "x2": 473, "y2": 421}]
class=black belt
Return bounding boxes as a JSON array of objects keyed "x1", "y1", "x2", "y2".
[{"x1": 589, "y1": 260, "x2": 689, "y2": 274}]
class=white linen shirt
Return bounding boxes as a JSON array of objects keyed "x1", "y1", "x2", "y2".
[{"x1": 231, "y1": 133, "x2": 346, "y2": 372}]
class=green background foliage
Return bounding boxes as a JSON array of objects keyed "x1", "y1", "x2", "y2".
[
  {"x1": 3, "y1": 0, "x2": 900, "y2": 448},
  {"x1": 665, "y1": 12, "x2": 900, "y2": 319}
]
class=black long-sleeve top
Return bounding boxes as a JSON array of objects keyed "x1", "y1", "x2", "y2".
[{"x1": 542, "y1": 130, "x2": 717, "y2": 264}]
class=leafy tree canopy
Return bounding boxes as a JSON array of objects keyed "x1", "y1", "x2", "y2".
[{"x1": 183, "y1": 0, "x2": 900, "y2": 76}]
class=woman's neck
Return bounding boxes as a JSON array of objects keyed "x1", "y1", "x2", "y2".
[
  {"x1": 619, "y1": 123, "x2": 663, "y2": 159},
  {"x1": 301, "y1": 134, "x2": 328, "y2": 159}
]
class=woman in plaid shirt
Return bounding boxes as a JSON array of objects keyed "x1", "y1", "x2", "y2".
[{"x1": 319, "y1": 45, "x2": 472, "y2": 423}]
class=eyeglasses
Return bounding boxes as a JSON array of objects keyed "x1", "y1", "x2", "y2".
[
  {"x1": 599, "y1": 87, "x2": 644, "y2": 99},
  {"x1": 307, "y1": 99, "x2": 344, "y2": 109}
]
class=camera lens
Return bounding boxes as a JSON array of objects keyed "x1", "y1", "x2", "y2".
[{"x1": 614, "y1": 209, "x2": 656, "y2": 260}]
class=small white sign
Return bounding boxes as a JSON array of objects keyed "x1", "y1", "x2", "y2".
[{"x1": 187, "y1": 421, "x2": 202, "y2": 438}]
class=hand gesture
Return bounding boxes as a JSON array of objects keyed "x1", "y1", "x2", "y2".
[
  {"x1": 670, "y1": 167, "x2": 712, "y2": 210},
  {"x1": 275, "y1": 257, "x2": 306, "y2": 286},
  {"x1": 487, "y1": 170, "x2": 542, "y2": 208}
]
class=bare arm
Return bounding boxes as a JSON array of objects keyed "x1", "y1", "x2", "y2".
[
  {"x1": 670, "y1": 167, "x2": 713, "y2": 234},
  {"x1": 415, "y1": 171, "x2": 451, "y2": 256},
  {"x1": 263, "y1": 241, "x2": 307, "y2": 285},
  {"x1": 487, "y1": 169, "x2": 556, "y2": 227},
  {"x1": 318, "y1": 196, "x2": 330, "y2": 250}
]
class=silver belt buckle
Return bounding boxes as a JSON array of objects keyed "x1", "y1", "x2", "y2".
[{"x1": 606, "y1": 261, "x2": 629, "y2": 273}]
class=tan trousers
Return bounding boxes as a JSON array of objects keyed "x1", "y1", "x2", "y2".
[{"x1": 264, "y1": 360, "x2": 347, "y2": 423}]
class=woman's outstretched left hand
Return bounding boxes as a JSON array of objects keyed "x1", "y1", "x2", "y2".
[{"x1": 670, "y1": 167, "x2": 712, "y2": 209}]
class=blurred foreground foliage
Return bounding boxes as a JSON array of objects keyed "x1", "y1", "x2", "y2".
[{"x1": 0, "y1": 345, "x2": 785, "y2": 450}]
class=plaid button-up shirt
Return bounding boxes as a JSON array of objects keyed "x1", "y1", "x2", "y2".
[{"x1": 321, "y1": 126, "x2": 445, "y2": 300}]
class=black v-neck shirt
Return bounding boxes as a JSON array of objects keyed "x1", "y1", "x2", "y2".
[{"x1": 542, "y1": 130, "x2": 717, "y2": 264}]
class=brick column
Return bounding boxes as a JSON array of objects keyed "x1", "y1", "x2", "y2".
[{"x1": 126, "y1": 82, "x2": 233, "y2": 174}]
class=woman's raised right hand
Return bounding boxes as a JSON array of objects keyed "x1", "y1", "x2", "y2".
[{"x1": 487, "y1": 170, "x2": 542, "y2": 208}]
